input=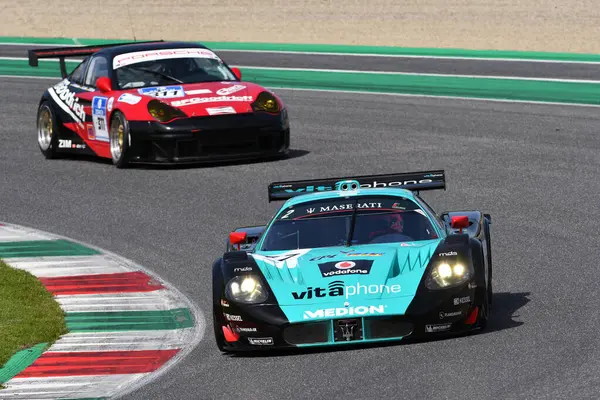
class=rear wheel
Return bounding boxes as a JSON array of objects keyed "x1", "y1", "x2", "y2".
[
  {"x1": 109, "y1": 111, "x2": 131, "y2": 168},
  {"x1": 36, "y1": 102, "x2": 59, "y2": 159}
]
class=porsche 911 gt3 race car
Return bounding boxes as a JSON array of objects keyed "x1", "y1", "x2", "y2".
[
  {"x1": 212, "y1": 170, "x2": 493, "y2": 352},
  {"x1": 29, "y1": 41, "x2": 290, "y2": 168}
]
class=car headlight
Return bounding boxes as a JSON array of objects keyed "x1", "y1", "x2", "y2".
[
  {"x1": 225, "y1": 275, "x2": 268, "y2": 304},
  {"x1": 425, "y1": 260, "x2": 473, "y2": 290},
  {"x1": 251, "y1": 91, "x2": 280, "y2": 113},
  {"x1": 147, "y1": 100, "x2": 186, "y2": 122}
]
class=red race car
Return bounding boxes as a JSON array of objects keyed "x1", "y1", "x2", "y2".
[{"x1": 29, "y1": 41, "x2": 290, "y2": 168}]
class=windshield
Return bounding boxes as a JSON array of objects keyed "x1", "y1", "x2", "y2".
[
  {"x1": 259, "y1": 196, "x2": 439, "y2": 251},
  {"x1": 113, "y1": 48, "x2": 237, "y2": 89}
]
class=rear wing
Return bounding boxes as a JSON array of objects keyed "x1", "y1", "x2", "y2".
[
  {"x1": 27, "y1": 41, "x2": 164, "y2": 78},
  {"x1": 268, "y1": 170, "x2": 446, "y2": 202}
]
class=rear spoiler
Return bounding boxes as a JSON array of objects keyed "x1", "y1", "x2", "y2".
[
  {"x1": 268, "y1": 170, "x2": 446, "y2": 202},
  {"x1": 27, "y1": 41, "x2": 165, "y2": 78}
]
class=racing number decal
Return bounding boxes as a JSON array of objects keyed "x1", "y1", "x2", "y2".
[
  {"x1": 92, "y1": 96, "x2": 109, "y2": 142},
  {"x1": 138, "y1": 85, "x2": 185, "y2": 98},
  {"x1": 280, "y1": 209, "x2": 294, "y2": 219},
  {"x1": 251, "y1": 249, "x2": 313, "y2": 269}
]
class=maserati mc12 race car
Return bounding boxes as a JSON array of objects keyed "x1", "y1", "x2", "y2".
[
  {"x1": 29, "y1": 41, "x2": 290, "y2": 167},
  {"x1": 212, "y1": 170, "x2": 493, "y2": 352}
]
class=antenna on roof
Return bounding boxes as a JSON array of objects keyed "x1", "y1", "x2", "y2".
[{"x1": 125, "y1": 4, "x2": 137, "y2": 41}]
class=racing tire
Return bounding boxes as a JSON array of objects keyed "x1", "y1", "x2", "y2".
[
  {"x1": 485, "y1": 223, "x2": 493, "y2": 306},
  {"x1": 477, "y1": 284, "x2": 490, "y2": 331},
  {"x1": 213, "y1": 313, "x2": 226, "y2": 352},
  {"x1": 36, "y1": 101, "x2": 60, "y2": 159},
  {"x1": 109, "y1": 111, "x2": 131, "y2": 168}
]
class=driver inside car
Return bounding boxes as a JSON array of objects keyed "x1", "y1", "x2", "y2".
[{"x1": 367, "y1": 213, "x2": 413, "y2": 243}]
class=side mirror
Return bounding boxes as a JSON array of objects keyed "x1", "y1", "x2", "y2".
[
  {"x1": 229, "y1": 231, "x2": 247, "y2": 250},
  {"x1": 96, "y1": 76, "x2": 112, "y2": 93},
  {"x1": 450, "y1": 215, "x2": 470, "y2": 234},
  {"x1": 231, "y1": 67, "x2": 242, "y2": 80}
]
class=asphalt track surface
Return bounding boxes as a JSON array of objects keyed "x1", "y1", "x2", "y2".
[
  {"x1": 4, "y1": 44, "x2": 600, "y2": 80},
  {"x1": 1, "y1": 57, "x2": 600, "y2": 399}
]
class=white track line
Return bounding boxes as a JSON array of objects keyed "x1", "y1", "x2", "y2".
[
  {"x1": 2, "y1": 41, "x2": 600, "y2": 64},
  {"x1": 268, "y1": 86, "x2": 600, "y2": 108},
  {"x1": 1, "y1": 73, "x2": 599, "y2": 108},
  {"x1": 3, "y1": 56, "x2": 600, "y2": 83}
]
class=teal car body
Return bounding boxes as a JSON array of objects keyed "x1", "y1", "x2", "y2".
[{"x1": 213, "y1": 170, "x2": 493, "y2": 351}]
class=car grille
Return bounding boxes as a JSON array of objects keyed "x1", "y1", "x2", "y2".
[{"x1": 283, "y1": 316, "x2": 413, "y2": 345}]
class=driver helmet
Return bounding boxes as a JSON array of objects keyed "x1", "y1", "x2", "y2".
[{"x1": 368, "y1": 212, "x2": 404, "y2": 239}]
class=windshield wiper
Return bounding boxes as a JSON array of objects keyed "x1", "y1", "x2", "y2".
[
  {"x1": 345, "y1": 198, "x2": 360, "y2": 247},
  {"x1": 121, "y1": 66, "x2": 184, "y2": 83}
]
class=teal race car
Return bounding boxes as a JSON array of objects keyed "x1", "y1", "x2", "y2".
[{"x1": 212, "y1": 170, "x2": 493, "y2": 352}]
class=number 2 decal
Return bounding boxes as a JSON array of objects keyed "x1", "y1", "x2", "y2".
[{"x1": 280, "y1": 209, "x2": 295, "y2": 219}]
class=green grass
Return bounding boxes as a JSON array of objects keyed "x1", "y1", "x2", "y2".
[{"x1": 0, "y1": 259, "x2": 67, "y2": 369}]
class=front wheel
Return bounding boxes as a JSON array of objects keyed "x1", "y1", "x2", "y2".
[{"x1": 109, "y1": 111, "x2": 131, "y2": 168}]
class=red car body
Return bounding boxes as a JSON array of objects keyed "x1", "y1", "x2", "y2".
[{"x1": 31, "y1": 41, "x2": 290, "y2": 168}]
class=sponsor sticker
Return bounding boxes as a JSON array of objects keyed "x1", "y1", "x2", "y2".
[
  {"x1": 453, "y1": 296, "x2": 471, "y2": 305},
  {"x1": 107, "y1": 96, "x2": 114, "y2": 112},
  {"x1": 186, "y1": 88, "x2": 212, "y2": 95},
  {"x1": 118, "y1": 93, "x2": 142, "y2": 105},
  {"x1": 235, "y1": 327, "x2": 257, "y2": 333},
  {"x1": 248, "y1": 337, "x2": 274, "y2": 346},
  {"x1": 439, "y1": 251, "x2": 458, "y2": 257},
  {"x1": 51, "y1": 80, "x2": 86, "y2": 123},
  {"x1": 318, "y1": 259, "x2": 373, "y2": 277},
  {"x1": 439, "y1": 310, "x2": 462, "y2": 319},
  {"x1": 113, "y1": 48, "x2": 219, "y2": 69},
  {"x1": 292, "y1": 281, "x2": 401, "y2": 300},
  {"x1": 216, "y1": 84, "x2": 245, "y2": 96},
  {"x1": 425, "y1": 323, "x2": 452, "y2": 333},
  {"x1": 139, "y1": 85, "x2": 185, "y2": 98},
  {"x1": 58, "y1": 139, "x2": 72, "y2": 148},
  {"x1": 343, "y1": 252, "x2": 383, "y2": 257},
  {"x1": 303, "y1": 305, "x2": 386, "y2": 320},
  {"x1": 224, "y1": 313, "x2": 242, "y2": 322},
  {"x1": 87, "y1": 123, "x2": 95, "y2": 140},
  {"x1": 233, "y1": 266, "x2": 252, "y2": 273},
  {"x1": 59, "y1": 139, "x2": 85, "y2": 149},
  {"x1": 92, "y1": 96, "x2": 109, "y2": 142},
  {"x1": 206, "y1": 106, "x2": 236, "y2": 115},
  {"x1": 171, "y1": 95, "x2": 253, "y2": 107}
]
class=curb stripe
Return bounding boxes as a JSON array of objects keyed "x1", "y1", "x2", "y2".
[
  {"x1": 0, "y1": 226, "x2": 50, "y2": 242},
  {"x1": 0, "y1": 344, "x2": 47, "y2": 384},
  {"x1": 14, "y1": 350, "x2": 180, "y2": 378},
  {"x1": 0, "y1": 240, "x2": 100, "y2": 258},
  {"x1": 55, "y1": 291, "x2": 188, "y2": 313},
  {"x1": 5, "y1": 255, "x2": 131, "y2": 277},
  {"x1": 39, "y1": 271, "x2": 165, "y2": 295},
  {"x1": 1, "y1": 374, "x2": 146, "y2": 399},
  {"x1": 47, "y1": 329, "x2": 195, "y2": 352},
  {"x1": 65, "y1": 308, "x2": 195, "y2": 332},
  {"x1": 0, "y1": 223, "x2": 204, "y2": 399}
]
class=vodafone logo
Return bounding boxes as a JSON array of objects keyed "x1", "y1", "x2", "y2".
[{"x1": 335, "y1": 261, "x2": 356, "y2": 270}]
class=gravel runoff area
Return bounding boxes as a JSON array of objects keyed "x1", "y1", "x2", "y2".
[{"x1": 3, "y1": 0, "x2": 600, "y2": 53}]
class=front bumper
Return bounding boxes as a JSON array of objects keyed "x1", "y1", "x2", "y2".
[
  {"x1": 127, "y1": 111, "x2": 290, "y2": 164},
  {"x1": 216, "y1": 281, "x2": 485, "y2": 352}
]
